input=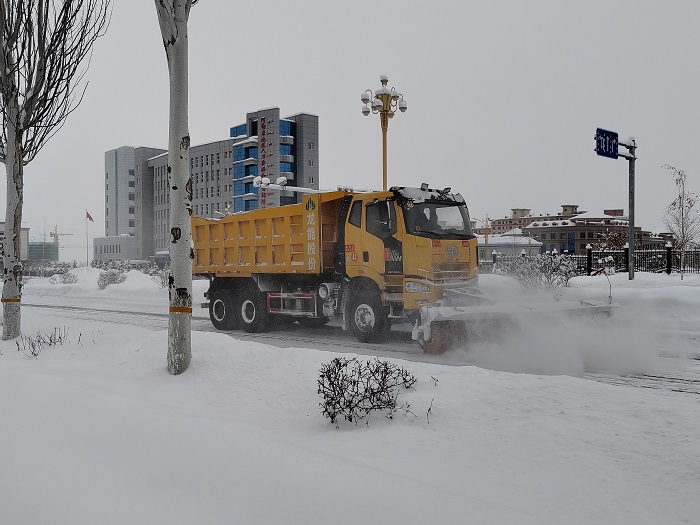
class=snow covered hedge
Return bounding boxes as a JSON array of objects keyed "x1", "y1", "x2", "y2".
[
  {"x1": 495, "y1": 254, "x2": 578, "y2": 289},
  {"x1": 92, "y1": 259, "x2": 159, "y2": 275},
  {"x1": 97, "y1": 270, "x2": 127, "y2": 290},
  {"x1": 49, "y1": 272, "x2": 78, "y2": 285},
  {"x1": 318, "y1": 357, "x2": 417, "y2": 426},
  {"x1": 150, "y1": 265, "x2": 170, "y2": 289}
]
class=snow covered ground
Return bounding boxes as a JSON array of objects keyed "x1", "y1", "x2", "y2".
[{"x1": 2, "y1": 268, "x2": 699, "y2": 524}]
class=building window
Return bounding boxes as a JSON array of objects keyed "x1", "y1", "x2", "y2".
[
  {"x1": 550, "y1": 233, "x2": 555, "y2": 240},
  {"x1": 129, "y1": 220, "x2": 135, "y2": 227},
  {"x1": 129, "y1": 193, "x2": 135, "y2": 201},
  {"x1": 309, "y1": 159, "x2": 315, "y2": 167},
  {"x1": 309, "y1": 142, "x2": 314, "y2": 150},
  {"x1": 280, "y1": 120, "x2": 292, "y2": 136},
  {"x1": 129, "y1": 206, "x2": 135, "y2": 214},
  {"x1": 128, "y1": 180, "x2": 135, "y2": 188}
]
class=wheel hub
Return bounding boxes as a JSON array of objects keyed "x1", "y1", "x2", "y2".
[
  {"x1": 354, "y1": 304, "x2": 375, "y2": 332},
  {"x1": 212, "y1": 299, "x2": 225, "y2": 322},
  {"x1": 241, "y1": 299, "x2": 256, "y2": 323}
]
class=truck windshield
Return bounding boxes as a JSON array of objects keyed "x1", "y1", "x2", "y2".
[{"x1": 403, "y1": 201, "x2": 474, "y2": 239}]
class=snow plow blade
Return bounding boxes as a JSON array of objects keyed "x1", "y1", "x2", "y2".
[{"x1": 412, "y1": 299, "x2": 617, "y2": 354}]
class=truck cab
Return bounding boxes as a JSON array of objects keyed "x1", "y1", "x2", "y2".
[{"x1": 339, "y1": 185, "x2": 478, "y2": 341}]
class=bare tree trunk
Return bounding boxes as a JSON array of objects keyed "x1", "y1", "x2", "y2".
[
  {"x1": 155, "y1": 0, "x2": 193, "y2": 374},
  {"x1": 2, "y1": 102, "x2": 23, "y2": 339},
  {"x1": 1, "y1": 0, "x2": 110, "y2": 339}
]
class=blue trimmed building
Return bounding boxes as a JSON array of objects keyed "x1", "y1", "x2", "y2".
[{"x1": 230, "y1": 108, "x2": 319, "y2": 212}]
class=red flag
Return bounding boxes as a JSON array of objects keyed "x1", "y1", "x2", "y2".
[{"x1": 86, "y1": 210, "x2": 94, "y2": 222}]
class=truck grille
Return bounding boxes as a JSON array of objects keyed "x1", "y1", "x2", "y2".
[{"x1": 432, "y1": 262, "x2": 470, "y2": 281}]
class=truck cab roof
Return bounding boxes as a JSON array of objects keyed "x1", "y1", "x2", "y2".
[{"x1": 390, "y1": 184, "x2": 466, "y2": 205}]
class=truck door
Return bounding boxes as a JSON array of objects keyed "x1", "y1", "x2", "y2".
[{"x1": 357, "y1": 199, "x2": 403, "y2": 276}]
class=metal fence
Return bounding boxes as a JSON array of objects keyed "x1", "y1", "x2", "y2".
[{"x1": 479, "y1": 248, "x2": 700, "y2": 275}]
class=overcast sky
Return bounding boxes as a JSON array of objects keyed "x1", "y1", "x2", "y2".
[{"x1": 6, "y1": 0, "x2": 700, "y2": 262}]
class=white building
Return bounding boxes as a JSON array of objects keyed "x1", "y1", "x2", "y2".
[
  {"x1": 93, "y1": 235, "x2": 137, "y2": 262},
  {"x1": 477, "y1": 229, "x2": 542, "y2": 259}
]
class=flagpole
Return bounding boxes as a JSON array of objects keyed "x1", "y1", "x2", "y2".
[{"x1": 85, "y1": 209, "x2": 89, "y2": 267}]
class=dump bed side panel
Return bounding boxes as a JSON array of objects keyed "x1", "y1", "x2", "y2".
[{"x1": 192, "y1": 191, "x2": 345, "y2": 277}]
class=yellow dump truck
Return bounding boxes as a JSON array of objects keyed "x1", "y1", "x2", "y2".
[{"x1": 192, "y1": 184, "x2": 480, "y2": 352}]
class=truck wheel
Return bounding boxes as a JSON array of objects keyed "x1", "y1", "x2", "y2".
[
  {"x1": 238, "y1": 288, "x2": 270, "y2": 333},
  {"x1": 209, "y1": 291, "x2": 237, "y2": 330},
  {"x1": 347, "y1": 292, "x2": 387, "y2": 343},
  {"x1": 297, "y1": 316, "x2": 330, "y2": 328}
]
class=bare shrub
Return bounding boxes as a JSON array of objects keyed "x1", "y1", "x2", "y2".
[
  {"x1": 16, "y1": 327, "x2": 70, "y2": 359},
  {"x1": 318, "y1": 357, "x2": 417, "y2": 426},
  {"x1": 495, "y1": 254, "x2": 578, "y2": 289},
  {"x1": 97, "y1": 269, "x2": 127, "y2": 290}
]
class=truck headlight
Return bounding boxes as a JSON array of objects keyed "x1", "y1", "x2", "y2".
[
  {"x1": 405, "y1": 281, "x2": 430, "y2": 293},
  {"x1": 318, "y1": 283, "x2": 335, "y2": 299}
]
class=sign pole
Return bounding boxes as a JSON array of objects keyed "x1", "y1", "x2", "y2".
[{"x1": 594, "y1": 128, "x2": 636, "y2": 280}]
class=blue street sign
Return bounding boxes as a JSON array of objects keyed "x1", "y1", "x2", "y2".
[{"x1": 595, "y1": 128, "x2": 619, "y2": 159}]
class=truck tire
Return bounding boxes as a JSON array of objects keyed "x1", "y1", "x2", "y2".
[
  {"x1": 238, "y1": 287, "x2": 270, "y2": 333},
  {"x1": 209, "y1": 291, "x2": 238, "y2": 330},
  {"x1": 347, "y1": 291, "x2": 387, "y2": 343},
  {"x1": 297, "y1": 316, "x2": 330, "y2": 328}
]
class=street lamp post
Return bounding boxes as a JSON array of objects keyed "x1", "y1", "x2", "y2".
[{"x1": 361, "y1": 75, "x2": 407, "y2": 191}]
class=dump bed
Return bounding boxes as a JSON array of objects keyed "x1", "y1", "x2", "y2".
[{"x1": 192, "y1": 190, "x2": 348, "y2": 277}]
